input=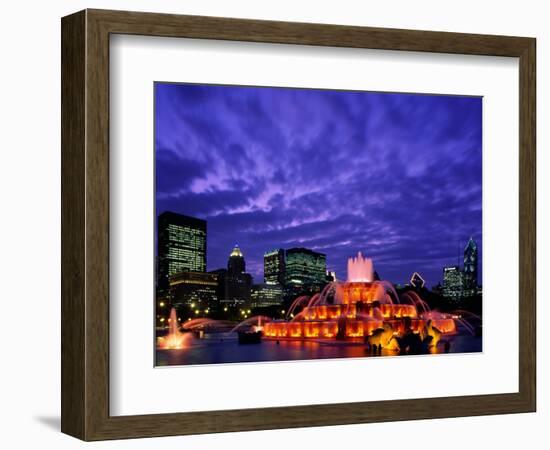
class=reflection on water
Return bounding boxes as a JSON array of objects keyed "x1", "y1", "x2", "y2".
[{"x1": 155, "y1": 332, "x2": 482, "y2": 367}]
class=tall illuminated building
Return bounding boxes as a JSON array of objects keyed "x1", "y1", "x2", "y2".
[
  {"x1": 264, "y1": 249, "x2": 285, "y2": 285},
  {"x1": 285, "y1": 248, "x2": 327, "y2": 288},
  {"x1": 463, "y1": 237, "x2": 478, "y2": 296},
  {"x1": 442, "y1": 266, "x2": 463, "y2": 300},
  {"x1": 441, "y1": 238, "x2": 480, "y2": 300},
  {"x1": 157, "y1": 211, "x2": 206, "y2": 291},
  {"x1": 228, "y1": 244, "x2": 246, "y2": 274},
  {"x1": 224, "y1": 245, "x2": 252, "y2": 305}
]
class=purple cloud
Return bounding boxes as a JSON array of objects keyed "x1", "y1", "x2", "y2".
[{"x1": 155, "y1": 83, "x2": 482, "y2": 287}]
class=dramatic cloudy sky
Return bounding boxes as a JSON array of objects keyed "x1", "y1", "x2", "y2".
[{"x1": 155, "y1": 83, "x2": 482, "y2": 287}]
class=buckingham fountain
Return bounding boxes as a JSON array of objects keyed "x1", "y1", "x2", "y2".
[
  {"x1": 158, "y1": 253, "x2": 476, "y2": 356},
  {"x1": 261, "y1": 252, "x2": 457, "y2": 351}
]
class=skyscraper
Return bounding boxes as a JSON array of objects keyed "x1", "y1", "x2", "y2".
[
  {"x1": 463, "y1": 237, "x2": 478, "y2": 296},
  {"x1": 442, "y1": 266, "x2": 463, "y2": 300},
  {"x1": 224, "y1": 245, "x2": 252, "y2": 305},
  {"x1": 228, "y1": 244, "x2": 246, "y2": 274},
  {"x1": 157, "y1": 211, "x2": 206, "y2": 290},
  {"x1": 264, "y1": 249, "x2": 285, "y2": 285},
  {"x1": 285, "y1": 248, "x2": 327, "y2": 287}
]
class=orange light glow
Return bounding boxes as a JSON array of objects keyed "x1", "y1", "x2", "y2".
[
  {"x1": 157, "y1": 332, "x2": 190, "y2": 350},
  {"x1": 258, "y1": 258, "x2": 460, "y2": 348},
  {"x1": 157, "y1": 307, "x2": 192, "y2": 349}
]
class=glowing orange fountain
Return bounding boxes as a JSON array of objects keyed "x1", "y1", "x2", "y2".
[
  {"x1": 157, "y1": 308, "x2": 191, "y2": 349},
  {"x1": 263, "y1": 253, "x2": 457, "y2": 349}
]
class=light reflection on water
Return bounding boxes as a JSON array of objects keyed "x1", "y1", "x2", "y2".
[{"x1": 155, "y1": 332, "x2": 482, "y2": 367}]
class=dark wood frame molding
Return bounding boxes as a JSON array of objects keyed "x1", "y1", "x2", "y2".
[{"x1": 61, "y1": 9, "x2": 536, "y2": 441}]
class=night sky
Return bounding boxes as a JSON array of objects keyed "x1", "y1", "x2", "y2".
[{"x1": 155, "y1": 83, "x2": 482, "y2": 287}]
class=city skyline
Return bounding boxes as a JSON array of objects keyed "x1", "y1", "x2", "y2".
[
  {"x1": 155, "y1": 83, "x2": 482, "y2": 286},
  {"x1": 157, "y1": 208, "x2": 479, "y2": 289}
]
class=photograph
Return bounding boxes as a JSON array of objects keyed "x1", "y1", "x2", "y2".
[{"x1": 154, "y1": 83, "x2": 483, "y2": 366}]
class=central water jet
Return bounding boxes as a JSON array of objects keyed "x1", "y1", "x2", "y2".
[{"x1": 347, "y1": 251, "x2": 374, "y2": 282}]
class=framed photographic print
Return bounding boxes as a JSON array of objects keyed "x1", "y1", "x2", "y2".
[{"x1": 61, "y1": 9, "x2": 536, "y2": 440}]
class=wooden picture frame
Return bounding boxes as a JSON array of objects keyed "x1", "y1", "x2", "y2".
[{"x1": 61, "y1": 9, "x2": 536, "y2": 441}]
